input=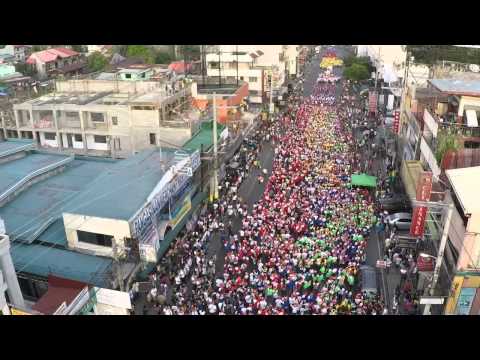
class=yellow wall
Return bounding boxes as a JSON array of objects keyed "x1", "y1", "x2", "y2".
[
  {"x1": 63, "y1": 213, "x2": 131, "y2": 258},
  {"x1": 444, "y1": 276, "x2": 464, "y2": 315}
]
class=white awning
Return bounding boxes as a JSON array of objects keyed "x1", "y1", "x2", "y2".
[{"x1": 466, "y1": 109, "x2": 478, "y2": 127}]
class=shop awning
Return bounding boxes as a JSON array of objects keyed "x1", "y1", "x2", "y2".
[
  {"x1": 351, "y1": 173, "x2": 377, "y2": 188},
  {"x1": 466, "y1": 109, "x2": 478, "y2": 127}
]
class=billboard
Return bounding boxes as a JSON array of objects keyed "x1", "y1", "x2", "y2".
[
  {"x1": 410, "y1": 171, "x2": 433, "y2": 237},
  {"x1": 455, "y1": 287, "x2": 476, "y2": 315}
]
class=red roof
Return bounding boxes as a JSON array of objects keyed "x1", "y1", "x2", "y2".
[
  {"x1": 32, "y1": 275, "x2": 88, "y2": 315},
  {"x1": 26, "y1": 47, "x2": 79, "y2": 65}
]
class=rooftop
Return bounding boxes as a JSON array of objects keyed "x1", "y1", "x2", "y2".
[
  {"x1": 65, "y1": 148, "x2": 179, "y2": 221},
  {"x1": 0, "y1": 153, "x2": 69, "y2": 199},
  {"x1": 11, "y1": 243, "x2": 112, "y2": 287},
  {"x1": 182, "y1": 121, "x2": 226, "y2": 152},
  {"x1": 0, "y1": 139, "x2": 34, "y2": 157},
  {"x1": 26, "y1": 47, "x2": 79, "y2": 65},
  {"x1": 0, "y1": 154, "x2": 117, "y2": 244},
  {"x1": 429, "y1": 79, "x2": 480, "y2": 97},
  {"x1": 446, "y1": 165, "x2": 480, "y2": 215}
]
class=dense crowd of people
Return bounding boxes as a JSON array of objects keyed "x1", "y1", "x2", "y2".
[{"x1": 137, "y1": 59, "x2": 387, "y2": 315}]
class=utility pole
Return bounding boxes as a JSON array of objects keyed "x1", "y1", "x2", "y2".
[
  {"x1": 423, "y1": 202, "x2": 454, "y2": 315},
  {"x1": 209, "y1": 93, "x2": 219, "y2": 202},
  {"x1": 236, "y1": 45, "x2": 239, "y2": 87},
  {"x1": 112, "y1": 240, "x2": 124, "y2": 292},
  {"x1": 269, "y1": 75, "x2": 274, "y2": 116}
]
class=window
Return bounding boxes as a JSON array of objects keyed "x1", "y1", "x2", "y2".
[
  {"x1": 66, "y1": 112, "x2": 79, "y2": 118},
  {"x1": 240, "y1": 76, "x2": 244, "y2": 81},
  {"x1": 249, "y1": 77, "x2": 257, "y2": 83},
  {"x1": 112, "y1": 116, "x2": 118, "y2": 125},
  {"x1": 44, "y1": 132, "x2": 56, "y2": 140},
  {"x1": 94, "y1": 135, "x2": 107, "y2": 144},
  {"x1": 77, "y1": 230, "x2": 113, "y2": 247},
  {"x1": 125, "y1": 73, "x2": 131, "y2": 79},
  {"x1": 209, "y1": 62, "x2": 219, "y2": 69},
  {"x1": 90, "y1": 112, "x2": 105, "y2": 122},
  {"x1": 74, "y1": 134, "x2": 83, "y2": 142},
  {"x1": 150, "y1": 133, "x2": 156, "y2": 145},
  {"x1": 141, "y1": 72, "x2": 146, "y2": 78}
]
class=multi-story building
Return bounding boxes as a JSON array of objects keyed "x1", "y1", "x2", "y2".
[
  {"x1": 1, "y1": 79, "x2": 199, "y2": 158},
  {"x1": 26, "y1": 47, "x2": 87, "y2": 80},
  {"x1": 0, "y1": 234, "x2": 25, "y2": 314},
  {"x1": 0, "y1": 45, "x2": 32, "y2": 63},
  {"x1": 357, "y1": 45, "x2": 407, "y2": 85},
  {"x1": 206, "y1": 45, "x2": 297, "y2": 105}
]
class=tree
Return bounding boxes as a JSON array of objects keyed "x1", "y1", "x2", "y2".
[
  {"x1": 125, "y1": 45, "x2": 155, "y2": 64},
  {"x1": 155, "y1": 51, "x2": 173, "y2": 64},
  {"x1": 71, "y1": 45, "x2": 87, "y2": 53},
  {"x1": 178, "y1": 45, "x2": 200, "y2": 61},
  {"x1": 343, "y1": 63, "x2": 370, "y2": 81},
  {"x1": 87, "y1": 51, "x2": 109, "y2": 72}
]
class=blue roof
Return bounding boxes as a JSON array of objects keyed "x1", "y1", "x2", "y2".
[
  {"x1": 0, "y1": 153, "x2": 69, "y2": 197},
  {"x1": 0, "y1": 139, "x2": 34, "y2": 157},
  {"x1": 65, "y1": 148, "x2": 178, "y2": 221},
  {"x1": 11, "y1": 243, "x2": 112, "y2": 287},
  {"x1": 430, "y1": 79, "x2": 480, "y2": 96},
  {"x1": 0, "y1": 156, "x2": 116, "y2": 243}
]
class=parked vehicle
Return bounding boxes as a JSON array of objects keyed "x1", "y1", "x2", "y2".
[
  {"x1": 386, "y1": 212, "x2": 412, "y2": 230},
  {"x1": 360, "y1": 265, "x2": 378, "y2": 297},
  {"x1": 378, "y1": 194, "x2": 411, "y2": 212}
]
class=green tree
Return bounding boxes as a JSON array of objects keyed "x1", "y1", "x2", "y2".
[
  {"x1": 435, "y1": 128, "x2": 462, "y2": 164},
  {"x1": 125, "y1": 45, "x2": 155, "y2": 64},
  {"x1": 178, "y1": 45, "x2": 200, "y2": 61},
  {"x1": 155, "y1": 51, "x2": 173, "y2": 64},
  {"x1": 87, "y1": 51, "x2": 109, "y2": 72},
  {"x1": 343, "y1": 63, "x2": 370, "y2": 81},
  {"x1": 71, "y1": 45, "x2": 87, "y2": 53}
]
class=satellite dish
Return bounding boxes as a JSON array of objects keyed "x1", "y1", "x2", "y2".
[{"x1": 469, "y1": 64, "x2": 480, "y2": 73}]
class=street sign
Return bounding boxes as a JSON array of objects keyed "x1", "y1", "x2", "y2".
[
  {"x1": 410, "y1": 171, "x2": 433, "y2": 237},
  {"x1": 420, "y1": 297, "x2": 445, "y2": 305}
]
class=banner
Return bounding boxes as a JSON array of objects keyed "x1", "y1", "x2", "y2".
[
  {"x1": 455, "y1": 287, "x2": 476, "y2": 315},
  {"x1": 369, "y1": 91, "x2": 378, "y2": 114},
  {"x1": 393, "y1": 110, "x2": 400, "y2": 134},
  {"x1": 410, "y1": 171, "x2": 433, "y2": 237}
]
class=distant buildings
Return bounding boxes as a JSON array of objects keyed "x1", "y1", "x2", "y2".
[{"x1": 26, "y1": 47, "x2": 86, "y2": 80}]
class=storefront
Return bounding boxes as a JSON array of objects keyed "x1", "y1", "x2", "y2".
[{"x1": 445, "y1": 273, "x2": 480, "y2": 315}]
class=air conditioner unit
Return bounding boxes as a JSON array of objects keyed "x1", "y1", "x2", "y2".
[{"x1": 469, "y1": 64, "x2": 480, "y2": 73}]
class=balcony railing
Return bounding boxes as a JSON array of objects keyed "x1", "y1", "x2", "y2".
[{"x1": 438, "y1": 122, "x2": 480, "y2": 138}]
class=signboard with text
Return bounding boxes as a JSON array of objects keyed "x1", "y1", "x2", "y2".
[
  {"x1": 369, "y1": 91, "x2": 378, "y2": 114},
  {"x1": 393, "y1": 110, "x2": 400, "y2": 134},
  {"x1": 410, "y1": 171, "x2": 433, "y2": 237}
]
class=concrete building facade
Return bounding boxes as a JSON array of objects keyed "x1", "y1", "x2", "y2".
[{"x1": 3, "y1": 79, "x2": 199, "y2": 158}]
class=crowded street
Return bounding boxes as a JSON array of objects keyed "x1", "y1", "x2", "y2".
[{"x1": 134, "y1": 46, "x2": 394, "y2": 315}]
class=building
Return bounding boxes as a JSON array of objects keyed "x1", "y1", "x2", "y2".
[
  {"x1": 3, "y1": 79, "x2": 198, "y2": 158},
  {"x1": 443, "y1": 166, "x2": 480, "y2": 315},
  {"x1": 26, "y1": 47, "x2": 86, "y2": 80},
  {"x1": 0, "y1": 138, "x2": 205, "y2": 303},
  {"x1": 116, "y1": 65, "x2": 155, "y2": 81},
  {"x1": 0, "y1": 234, "x2": 25, "y2": 314},
  {"x1": 357, "y1": 45, "x2": 407, "y2": 85},
  {"x1": 87, "y1": 45, "x2": 112, "y2": 56},
  {"x1": 205, "y1": 45, "x2": 296, "y2": 105},
  {"x1": 0, "y1": 45, "x2": 31, "y2": 63},
  {"x1": 400, "y1": 78, "x2": 480, "y2": 176}
]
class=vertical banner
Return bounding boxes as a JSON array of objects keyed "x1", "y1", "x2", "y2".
[
  {"x1": 445, "y1": 276, "x2": 464, "y2": 314},
  {"x1": 455, "y1": 287, "x2": 476, "y2": 315},
  {"x1": 410, "y1": 171, "x2": 433, "y2": 237},
  {"x1": 369, "y1": 91, "x2": 378, "y2": 114},
  {"x1": 393, "y1": 110, "x2": 400, "y2": 134}
]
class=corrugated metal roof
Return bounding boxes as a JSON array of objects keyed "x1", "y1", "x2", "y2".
[
  {"x1": 446, "y1": 166, "x2": 480, "y2": 215},
  {"x1": 11, "y1": 243, "x2": 112, "y2": 287},
  {"x1": 430, "y1": 79, "x2": 480, "y2": 96},
  {"x1": 64, "y1": 148, "x2": 179, "y2": 221},
  {"x1": 182, "y1": 121, "x2": 226, "y2": 152}
]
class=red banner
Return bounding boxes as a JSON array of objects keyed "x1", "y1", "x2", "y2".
[
  {"x1": 410, "y1": 171, "x2": 433, "y2": 237},
  {"x1": 369, "y1": 91, "x2": 378, "y2": 114},
  {"x1": 393, "y1": 110, "x2": 400, "y2": 134}
]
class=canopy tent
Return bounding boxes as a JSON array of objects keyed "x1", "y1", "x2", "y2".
[{"x1": 351, "y1": 173, "x2": 377, "y2": 188}]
